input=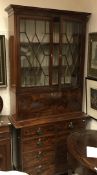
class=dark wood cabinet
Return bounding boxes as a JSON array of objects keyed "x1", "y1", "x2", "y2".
[
  {"x1": 0, "y1": 116, "x2": 11, "y2": 170},
  {"x1": 12, "y1": 114, "x2": 88, "y2": 174},
  {"x1": 5, "y1": 4, "x2": 90, "y2": 121},
  {"x1": 5, "y1": 4, "x2": 90, "y2": 175}
]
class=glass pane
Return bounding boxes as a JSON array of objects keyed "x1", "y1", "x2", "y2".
[
  {"x1": 61, "y1": 20, "x2": 82, "y2": 87},
  {"x1": 52, "y1": 22, "x2": 59, "y2": 85},
  {"x1": 20, "y1": 19, "x2": 50, "y2": 87}
]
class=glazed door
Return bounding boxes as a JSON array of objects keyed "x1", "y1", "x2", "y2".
[
  {"x1": 19, "y1": 17, "x2": 51, "y2": 87},
  {"x1": 60, "y1": 18, "x2": 83, "y2": 88},
  {"x1": 19, "y1": 16, "x2": 83, "y2": 89}
]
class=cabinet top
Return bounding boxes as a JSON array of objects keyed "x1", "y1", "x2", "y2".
[
  {"x1": 5, "y1": 4, "x2": 91, "y2": 19},
  {"x1": 9, "y1": 112, "x2": 88, "y2": 128}
]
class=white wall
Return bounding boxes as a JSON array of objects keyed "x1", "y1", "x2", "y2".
[{"x1": 0, "y1": 0, "x2": 97, "y2": 128}]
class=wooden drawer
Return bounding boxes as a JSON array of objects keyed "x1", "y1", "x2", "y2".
[
  {"x1": 0, "y1": 132, "x2": 10, "y2": 140},
  {"x1": 21, "y1": 124, "x2": 55, "y2": 138},
  {"x1": 67, "y1": 118, "x2": 86, "y2": 131},
  {"x1": 21, "y1": 118, "x2": 86, "y2": 139},
  {"x1": 0, "y1": 125, "x2": 10, "y2": 139},
  {"x1": 24, "y1": 162, "x2": 55, "y2": 175},
  {"x1": 0, "y1": 125, "x2": 10, "y2": 133},
  {"x1": 23, "y1": 148, "x2": 55, "y2": 168},
  {"x1": 22, "y1": 135, "x2": 55, "y2": 152}
]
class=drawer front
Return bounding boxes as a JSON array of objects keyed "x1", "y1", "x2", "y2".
[
  {"x1": 24, "y1": 163, "x2": 55, "y2": 175},
  {"x1": 22, "y1": 136, "x2": 55, "y2": 152},
  {"x1": 0, "y1": 125, "x2": 10, "y2": 133},
  {"x1": 21, "y1": 124, "x2": 55, "y2": 138},
  {"x1": 21, "y1": 118, "x2": 86, "y2": 140},
  {"x1": 67, "y1": 118, "x2": 86, "y2": 131},
  {"x1": 0, "y1": 132, "x2": 10, "y2": 140},
  {"x1": 23, "y1": 148, "x2": 55, "y2": 168}
]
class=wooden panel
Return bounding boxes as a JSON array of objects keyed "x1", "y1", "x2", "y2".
[
  {"x1": 0, "y1": 125, "x2": 10, "y2": 133},
  {"x1": 0, "y1": 139, "x2": 11, "y2": 170},
  {"x1": 21, "y1": 119, "x2": 84, "y2": 139},
  {"x1": 22, "y1": 135, "x2": 55, "y2": 152},
  {"x1": 24, "y1": 163, "x2": 55, "y2": 175},
  {"x1": 17, "y1": 91, "x2": 82, "y2": 120},
  {"x1": 23, "y1": 148, "x2": 55, "y2": 168},
  {"x1": 21, "y1": 124, "x2": 56, "y2": 138}
]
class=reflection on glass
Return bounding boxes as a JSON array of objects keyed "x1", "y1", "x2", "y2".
[
  {"x1": 19, "y1": 18, "x2": 83, "y2": 88},
  {"x1": 52, "y1": 45, "x2": 59, "y2": 85},
  {"x1": 61, "y1": 20, "x2": 82, "y2": 87},
  {"x1": 52, "y1": 21, "x2": 59, "y2": 85},
  {"x1": 20, "y1": 19, "x2": 50, "y2": 87}
]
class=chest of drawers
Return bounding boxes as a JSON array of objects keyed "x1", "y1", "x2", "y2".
[{"x1": 12, "y1": 114, "x2": 88, "y2": 175}]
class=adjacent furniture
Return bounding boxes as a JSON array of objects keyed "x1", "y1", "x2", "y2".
[
  {"x1": 67, "y1": 130, "x2": 97, "y2": 175},
  {"x1": 5, "y1": 4, "x2": 90, "y2": 175},
  {"x1": 0, "y1": 116, "x2": 11, "y2": 171}
]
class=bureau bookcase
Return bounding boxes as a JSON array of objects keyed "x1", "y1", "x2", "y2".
[{"x1": 5, "y1": 4, "x2": 90, "y2": 175}]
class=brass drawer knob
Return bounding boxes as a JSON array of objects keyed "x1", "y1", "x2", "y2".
[
  {"x1": 36, "y1": 165, "x2": 42, "y2": 173},
  {"x1": 82, "y1": 119, "x2": 85, "y2": 122},
  {"x1": 37, "y1": 138, "x2": 43, "y2": 147},
  {"x1": 68, "y1": 121, "x2": 74, "y2": 129},
  {"x1": 36, "y1": 128, "x2": 43, "y2": 136},
  {"x1": 36, "y1": 151, "x2": 42, "y2": 159}
]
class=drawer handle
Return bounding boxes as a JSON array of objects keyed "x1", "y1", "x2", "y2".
[
  {"x1": 36, "y1": 128, "x2": 43, "y2": 136},
  {"x1": 36, "y1": 151, "x2": 42, "y2": 159},
  {"x1": 37, "y1": 138, "x2": 43, "y2": 147},
  {"x1": 68, "y1": 121, "x2": 74, "y2": 129},
  {"x1": 82, "y1": 119, "x2": 85, "y2": 122},
  {"x1": 36, "y1": 151, "x2": 47, "y2": 159},
  {"x1": 36, "y1": 165, "x2": 42, "y2": 173}
]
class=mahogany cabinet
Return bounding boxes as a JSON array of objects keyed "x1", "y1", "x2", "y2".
[
  {"x1": 5, "y1": 4, "x2": 90, "y2": 175},
  {"x1": 11, "y1": 114, "x2": 88, "y2": 175},
  {"x1": 0, "y1": 116, "x2": 11, "y2": 170},
  {"x1": 5, "y1": 5, "x2": 90, "y2": 121}
]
